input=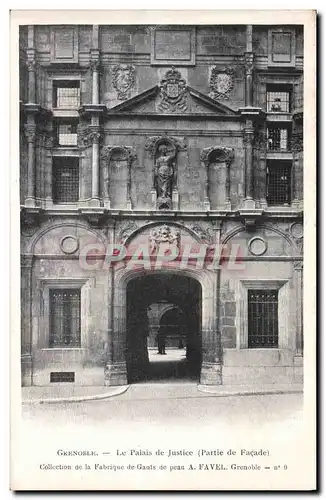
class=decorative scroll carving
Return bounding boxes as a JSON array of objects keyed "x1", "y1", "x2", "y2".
[
  {"x1": 191, "y1": 224, "x2": 212, "y2": 243},
  {"x1": 149, "y1": 225, "x2": 180, "y2": 254},
  {"x1": 253, "y1": 130, "x2": 267, "y2": 150},
  {"x1": 200, "y1": 146, "x2": 235, "y2": 166},
  {"x1": 209, "y1": 66, "x2": 234, "y2": 100},
  {"x1": 158, "y1": 67, "x2": 187, "y2": 112},
  {"x1": 112, "y1": 64, "x2": 135, "y2": 100},
  {"x1": 293, "y1": 260, "x2": 303, "y2": 271},
  {"x1": 89, "y1": 59, "x2": 100, "y2": 71},
  {"x1": 290, "y1": 133, "x2": 303, "y2": 152}
]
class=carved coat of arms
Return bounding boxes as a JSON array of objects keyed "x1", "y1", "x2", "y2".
[
  {"x1": 149, "y1": 225, "x2": 180, "y2": 255},
  {"x1": 112, "y1": 64, "x2": 136, "y2": 100},
  {"x1": 209, "y1": 66, "x2": 234, "y2": 100},
  {"x1": 159, "y1": 67, "x2": 188, "y2": 112}
]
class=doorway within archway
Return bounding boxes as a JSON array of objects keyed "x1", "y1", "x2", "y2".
[{"x1": 126, "y1": 273, "x2": 202, "y2": 383}]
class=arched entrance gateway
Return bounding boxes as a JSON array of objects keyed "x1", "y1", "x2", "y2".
[{"x1": 126, "y1": 274, "x2": 202, "y2": 383}]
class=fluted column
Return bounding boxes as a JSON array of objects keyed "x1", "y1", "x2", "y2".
[{"x1": 24, "y1": 124, "x2": 36, "y2": 206}]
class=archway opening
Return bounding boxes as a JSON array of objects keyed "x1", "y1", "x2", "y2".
[{"x1": 126, "y1": 273, "x2": 202, "y2": 383}]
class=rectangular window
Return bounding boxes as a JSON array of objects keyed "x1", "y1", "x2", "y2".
[
  {"x1": 53, "y1": 80, "x2": 80, "y2": 108},
  {"x1": 267, "y1": 125, "x2": 291, "y2": 151},
  {"x1": 266, "y1": 85, "x2": 291, "y2": 113},
  {"x1": 267, "y1": 160, "x2": 292, "y2": 206},
  {"x1": 50, "y1": 289, "x2": 81, "y2": 347},
  {"x1": 55, "y1": 120, "x2": 78, "y2": 146},
  {"x1": 248, "y1": 290, "x2": 278, "y2": 348},
  {"x1": 52, "y1": 157, "x2": 79, "y2": 203}
]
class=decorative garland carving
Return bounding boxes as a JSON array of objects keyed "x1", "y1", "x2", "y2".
[
  {"x1": 209, "y1": 66, "x2": 234, "y2": 100},
  {"x1": 158, "y1": 67, "x2": 188, "y2": 112},
  {"x1": 118, "y1": 221, "x2": 138, "y2": 243},
  {"x1": 112, "y1": 64, "x2": 136, "y2": 101},
  {"x1": 190, "y1": 224, "x2": 212, "y2": 243}
]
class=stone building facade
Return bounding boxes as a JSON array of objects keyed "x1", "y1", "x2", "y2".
[{"x1": 20, "y1": 24, "x2": 304, "y2": 387}]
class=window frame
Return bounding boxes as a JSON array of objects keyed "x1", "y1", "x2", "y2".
[
  {"x1": 247, "y1": 288, "x2": 279, "y2": 348},
  {"x1": 266, "y1": 159, "x2": 292, "y2": 206},
  {"x1": 38, "y1": 279, "x2": 89, "y2": 351},
  {"x1": 49, "y1": 288, "x2": 81, "y2": 348},
  {"x1": 266, "y1": 84, "x2": 293, "y2": 113},
  {"x1": 52, "y1": 156, "x2": 80, "y2": 204}
]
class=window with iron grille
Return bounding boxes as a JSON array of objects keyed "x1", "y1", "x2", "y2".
[
  {"x1": 267, "y1": 160, "x2": 292, "y2": 206},
  {"x1": 53, "y1": 80, "x2": 80, "y2": 108},
  {"x1": 55, "y1": 120, "x2": 78, "y2": 146},
  {"x1": 49, "y1": 289, "x2": 81, "y2": 347},
  {"x1": 248, "y1": 289, "x2": 278, "y2": 348},
  {"x1": 266, "y1": 85, "x2": 291, "y2": 113},
  {"x1": 267, "y1": 126, "x2": 291, "y2": 151},
  {"x1": 52, "y1": 157, "x2": 79, "y2": 203}
]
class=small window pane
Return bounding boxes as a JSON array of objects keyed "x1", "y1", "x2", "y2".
[
  {"x1": 267, "y1": 91, "x2": 290, "y2": 112},
  {"x1": 50, "y1": 289, "x2": 81, "y2": 347},
  {"x1": 54, "y1": 81, "x2": 80, "y2": 108},
  {"x1": 267, "y1": 127, "x2": 290, "y2": 151},
  {"x1": 57, "y1": 122, "x2": 78, "y2": 146},
  {"x1": 248, "y1": 289, "x2": 278, "y2": 348}
]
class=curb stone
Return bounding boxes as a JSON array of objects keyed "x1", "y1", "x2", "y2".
[{"x1": 22, "y1": 385, "x2": 130, "y2": 405}]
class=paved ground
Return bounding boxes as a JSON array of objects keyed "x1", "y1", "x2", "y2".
[{"x1": 22, "y1": 384, "x2": 303, "y2": 430}]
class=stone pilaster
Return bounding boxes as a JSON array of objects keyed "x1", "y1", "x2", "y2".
[
  {"x1": 243, "y1": 121, "x2": 255, "y2": 208},
  {"x1": 90, "y1": 126, "x2": 101, "y2": 206},
  {"x1": 24, "y1": 123, "x2": 36, "y2": 207},
  {"x1": 294, "y1": 260, "x2": 303, "y2": 356}
]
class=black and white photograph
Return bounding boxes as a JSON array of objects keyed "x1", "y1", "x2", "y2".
[{"x1": 10, "y1": 9, "x2": 316, "y2": 491}]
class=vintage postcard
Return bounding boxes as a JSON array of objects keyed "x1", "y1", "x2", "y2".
[{"x1": 10, "y1": 9, "x2": 316, "y2": 491}]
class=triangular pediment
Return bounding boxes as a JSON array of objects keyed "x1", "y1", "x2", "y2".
[{"x1": 108, "y1": 85, "x2": 238, "y2": 116}]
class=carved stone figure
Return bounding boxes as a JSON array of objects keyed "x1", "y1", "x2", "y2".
[{"x1": 154, "y1": 145, "x2": 175, "y2": 209}]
